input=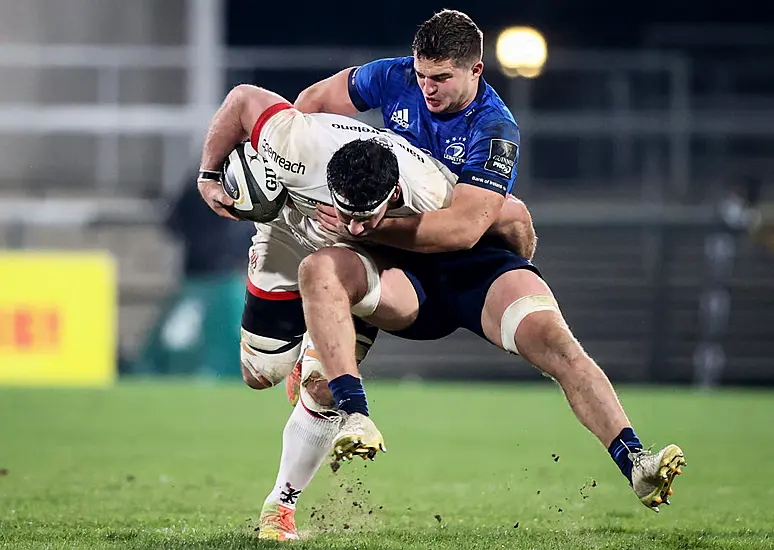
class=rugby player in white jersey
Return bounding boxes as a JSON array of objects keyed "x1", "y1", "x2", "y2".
[
  {"x1": 228, "y1": 9, "x2": 685, "y2": 540},
  {"x1": 197, "y1": 83, "x2": 534, "y2": 540}
]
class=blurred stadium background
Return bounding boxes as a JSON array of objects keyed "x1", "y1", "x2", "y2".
[{"x1": 1, "y1": 0, "x2": 773, "y2": 388}]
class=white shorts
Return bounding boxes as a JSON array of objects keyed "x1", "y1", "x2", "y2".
[
  {"x1": 243, "y1": 217, "x2": 381, "y2": 336},
  {"x1": 247, "y1": 220, "x2": 311, "y2": 295}
]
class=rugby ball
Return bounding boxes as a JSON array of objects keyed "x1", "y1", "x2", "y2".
[{"x1": 222, "y1": 142, "x2": 288, "y2": 223}]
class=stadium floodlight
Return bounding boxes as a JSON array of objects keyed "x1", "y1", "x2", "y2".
[{"x1": 496, "y1": 26, "x2": 547, "y2": 78}]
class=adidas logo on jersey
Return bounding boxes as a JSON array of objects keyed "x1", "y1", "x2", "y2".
[{"x1": 390, "y1": 108, "x2": 410, "y2": 129}]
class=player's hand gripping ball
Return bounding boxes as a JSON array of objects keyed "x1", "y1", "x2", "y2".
[{"x1": 222, "y1": 142, "x2": 288, "y2": 223}]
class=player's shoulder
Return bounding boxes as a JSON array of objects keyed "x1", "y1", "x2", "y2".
[
  {"x1": 260, "y1": 103, "x2": 304, "y2": 129},
  {"x1": 375, "y1": 56, "x2": 417, "y2": 88},
  {"x1": 467, "y1": 80, "x2": 519, "y2": 138},
  {"x1": 355, "y1": 56, "x2": 414, "y2": 81},
  {"x1": 378, "y1": 55, "x2": 414, "y2": 73}
]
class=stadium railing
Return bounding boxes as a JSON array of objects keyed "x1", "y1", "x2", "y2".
[
  {"x1": 1, "y1": 44, "x2": 773, "y2": 200},
  {"x1": 1, "y1": 41, "x2": 773, "y2": 386}
]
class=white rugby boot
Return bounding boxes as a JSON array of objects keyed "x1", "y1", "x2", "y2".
[
  {"x1": 332, "y1": 412, "x2": 386, "y2": 463},
  {"x1": 630, "y1": 444, "x2": 686, "y2": 512}
]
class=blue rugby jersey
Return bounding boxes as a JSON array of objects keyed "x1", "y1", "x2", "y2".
[{"x1": 348, "y1": 56, "x2": 520, "y2": 196}]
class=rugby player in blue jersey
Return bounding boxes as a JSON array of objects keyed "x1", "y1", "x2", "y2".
[
  {"x1": 198, "y1": 10, "x2": 685, "y2": 539},
  {"x1": 270, "y1": 9, "x2": 685, "y2": 538}
]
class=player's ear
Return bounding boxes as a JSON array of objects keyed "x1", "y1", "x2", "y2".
[{"x1": 471, "y1": 60, "x2": 484, "y2": 78}]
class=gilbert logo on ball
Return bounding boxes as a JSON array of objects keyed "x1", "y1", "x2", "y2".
[{"x1": 223, "y1": 172, "x2": 240, "y2": 201}]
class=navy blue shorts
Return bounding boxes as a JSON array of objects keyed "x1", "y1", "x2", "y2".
[{"x1": 382, "y1": 238, "x2": 541, "y2": 341}]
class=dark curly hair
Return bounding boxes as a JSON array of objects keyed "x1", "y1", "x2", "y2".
[
  {"x1": 412, "y1": 9, "x2": 483, "y2": 68},
  {"x1": 326, "y1": 139, "x2": 399, "y2": 212}
]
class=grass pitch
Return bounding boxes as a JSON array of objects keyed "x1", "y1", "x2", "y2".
[{"x1": 1, "y1": 380, "x2": 772, "y2": 549}]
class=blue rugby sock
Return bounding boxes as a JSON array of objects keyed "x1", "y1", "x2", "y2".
[
  {"x1": 328, "y1": 374, "x2": 369, "y2": 416},
  {"x1": 607, "y1": 427, "x2": 643, "y2": 483}
]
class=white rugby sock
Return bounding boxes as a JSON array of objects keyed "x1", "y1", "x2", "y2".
[{"x1": 264, "y1": 398, "x2": 339, "y2": 509}]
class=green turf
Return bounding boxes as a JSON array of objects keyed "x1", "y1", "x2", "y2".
[{"x1": 0, "y1": 380, "x2": 772, "y2": 549}]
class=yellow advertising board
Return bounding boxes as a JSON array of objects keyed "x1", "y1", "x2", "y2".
[{"x1": 0, "y1": 252, "x2": 116, "y2": 387}]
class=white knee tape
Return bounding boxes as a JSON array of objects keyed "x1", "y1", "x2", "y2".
[
  {"x1": 296, "y1": 328, "x2": 373, "y2": 414},
  {"x1": 332, "y1": 243, "x2": 381, "y2": 318},
  {"x1": 299, "y1": 333, "x2": 322, "y2": 384},
  {"x1": 297, "y1": 333, "x2": 337, "y2": 414},
  {"x1": 240, "y1": 329, "x2": 302, "y2": 386},
  {"x1": 500, "y1": 294, "x2": 560, "y2": 355}
]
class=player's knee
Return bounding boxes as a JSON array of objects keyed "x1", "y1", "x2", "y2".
[
  {"x1": 299, "y1": 248, "x2": 360, "y2": 288},
  {"x1": 522, "y1": 318, "x2": 590, "y2": 385},
  {"x1": 502, "y1": 295, "x2": 560, "y2": 354},
  {"x1": 503, "y1": 294, "x2": 585, "y2": 373},
  {"x1": 241, "y1": 361, "x2": 273, "y2": 390},
  {"x1": 240, "y1": 330, "x2": 302, "y2": 390},
  {"x1": 298, "y1": 249, "x2": 339, "y2": 285},
  {"x1": 532, "y1": 318, "x2": 584, "y2": 366}
]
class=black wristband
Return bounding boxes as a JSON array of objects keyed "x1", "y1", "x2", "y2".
[{"x1": 198, "y1": 170, "x2": 222, "y2": 182}]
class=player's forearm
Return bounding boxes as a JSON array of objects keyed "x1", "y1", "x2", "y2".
[
  {"x1": 370, "y1": 211, "x2": 486, "y2": 253},
  {"x1": 487, "y1": 198, "x2": 537, "y2": 259},
  {"x1": 487, "y1": 217, "x2": 536, "y2": 260},
  {"x1": 200, "y1": 86, "x2": 252, "y2": 171}
]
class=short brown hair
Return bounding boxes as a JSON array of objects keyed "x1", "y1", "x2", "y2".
[{"x1": 412, "y1": 10, "x2": 483, "y2": 68}]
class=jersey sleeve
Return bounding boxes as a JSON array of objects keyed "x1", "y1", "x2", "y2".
[
  {"x1": 347, "y1": 57, "x2": 403, "y2": 112},
  {"x1": 249, "y1": 105, "x2": 311, "y2": 190},
  {"x1": 249, "y1": 102, "x2": 294, "y2": 150},
  {"x1": 458, "y1": 120, "x2": 520, "y2": 196}
]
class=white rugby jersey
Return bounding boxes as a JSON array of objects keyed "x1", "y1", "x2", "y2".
[{"x1": 249, "y1": 102, "x2": 457, "y2": 250}]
